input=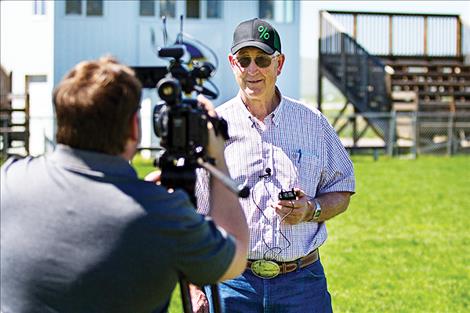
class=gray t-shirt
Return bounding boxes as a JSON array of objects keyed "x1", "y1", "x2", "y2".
[{"x1": 0, "y1": 145, "x2": 235, "y2": 313}]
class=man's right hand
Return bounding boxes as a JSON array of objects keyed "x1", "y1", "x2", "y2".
[{"x1": 190, "y1": 284, "x2": 209, "y2": 313}]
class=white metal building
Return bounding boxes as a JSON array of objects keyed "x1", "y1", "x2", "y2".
[{"x1": 1, "y1": 0, "x2": 301, "y2": 156}]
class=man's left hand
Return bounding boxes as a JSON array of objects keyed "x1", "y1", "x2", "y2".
[
  {"x1": 272, "y1": 188, "x2": 312, "y2": 225},
  {"x1": 144, "y1": 170, "x2": 161, "y2": 183}
]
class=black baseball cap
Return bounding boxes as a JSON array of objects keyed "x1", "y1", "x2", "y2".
[{"x1": 231, "y1": 18, "x2": 282, "y2": 55}]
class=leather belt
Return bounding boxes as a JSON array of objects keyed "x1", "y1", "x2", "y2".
[{"x1": 247, "y1": 249, "x2": 319, "y2": 279}]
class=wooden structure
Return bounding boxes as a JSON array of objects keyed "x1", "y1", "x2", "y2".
[
  {"x1": 387, "y1": 59, "x2": 470, "y2": 112},
  {"x1": 318, "y1": 11, "x2": 469, "y2": 153},
  {"x1": 0, "y1": 66, "x2": 30, "y2": 157}
]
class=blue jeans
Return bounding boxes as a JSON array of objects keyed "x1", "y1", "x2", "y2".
[{"x1": 205, "y1": 259, "x2": 333, "y2": 313}]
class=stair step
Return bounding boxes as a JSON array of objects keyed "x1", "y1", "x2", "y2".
[
  {"x1": 387, "y1": 59, "x2": 466, "y2": 67},
  {"x1": 393, "y1": 102, "x2": 418, "y2": 111},
  {"x1": 392, "y1": 86, "x2": 470, "y2": 94},
  {"x1": 417, "y1": 100, "x2": 470, "y2": 112},
  {"x1": 390, "y1": 63, "x2": 470, "y2": 70},
  {"x1": 392, "y1": 72, "x2": 470, "y2": 78},
  {"x1": 455, "y1": 101, "x2": 470, "y2": 110},
  {"x1": 418, "y1": 91, "x2": 470, "y2": 97},
  {"x1": 392, "y1": 81, "x2": 470, "y2": 87},
  {"x1": 392, "y1": 91, "x2": 417, "y2": 100},
  {"x1": 0, "y1": 127, "x2": 28, "y2": 138}
]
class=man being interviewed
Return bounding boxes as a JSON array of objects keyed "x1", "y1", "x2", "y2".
[
  {"x1": 0, "y1": 57, "x2": 248, "y2": 313},
  {"x1": 195, "y1": 18, "x2": 355, "y2": 313}
]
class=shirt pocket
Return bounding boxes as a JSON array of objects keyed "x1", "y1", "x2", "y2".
[{"x1": 294, "y1": 152, "x2": 321, "y2": 198}]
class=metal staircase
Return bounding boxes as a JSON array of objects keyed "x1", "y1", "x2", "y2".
[
  {"x1": 317, "y1": 10, "x2": 468, "y2": 153},
  {"x1": 318, "y1": 11, "x2": 392, "y2": 144},
  {"x1": 0, "y1": 67, "x2": 30, "y2": 157}
]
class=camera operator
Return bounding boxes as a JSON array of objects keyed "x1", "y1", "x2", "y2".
[{"x1": 0, "y1": 56, "x2": 248, "y2": 313}]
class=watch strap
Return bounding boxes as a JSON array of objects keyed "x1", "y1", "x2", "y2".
[{"x1": 307, "y1": 198, "x2": 322, "y2": 222}]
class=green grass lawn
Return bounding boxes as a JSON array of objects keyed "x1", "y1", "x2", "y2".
[{"x1": 133, "y1": 155, "x2": 470, "y2": 313}]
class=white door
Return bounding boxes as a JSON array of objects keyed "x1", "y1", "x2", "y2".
[{"x1": 28, "y1": 75, "x2": 53, "y2": 156}]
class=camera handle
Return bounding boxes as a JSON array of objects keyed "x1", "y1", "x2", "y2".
[
  {"x1": 197, "y1": 158, "x2": 250, "y2": 198},
  {"x1": 181, "y1": 159, "x2": 248, "y2": 313}
]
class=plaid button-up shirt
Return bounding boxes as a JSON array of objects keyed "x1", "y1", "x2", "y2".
[{"x1": 196, "y1": 90, "x2": 355, "y2": 261}]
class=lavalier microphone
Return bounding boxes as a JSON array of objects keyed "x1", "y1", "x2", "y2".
[{"x1": 259, "y1": 168, "x2": 272, "y2": 179}]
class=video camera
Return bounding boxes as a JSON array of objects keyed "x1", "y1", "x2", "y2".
[
  {"x1": 153, "y1": 44, "x2": 234, "y2": 199},
  {"x1": 153, "y1": 45, "x2": 224, "y2": 160}
]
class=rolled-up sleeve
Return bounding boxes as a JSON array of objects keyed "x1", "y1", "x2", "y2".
[{"x1": 318, "y1": 115, "x2": 355, "y2": 195}]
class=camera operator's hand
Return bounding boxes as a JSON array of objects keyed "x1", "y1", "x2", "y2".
[
  {"x1": 189, "y1": 284, "x2": 209, "y2": 313},
  {"x1": 197, "y1": 94, "x2": 217, "y2": 118},
  {"x1": 197, "y1": 95, "x2": 226, "y2": 165},
  {"x1": 145, "y1": 170, "x2": 177, "y2": 193}
]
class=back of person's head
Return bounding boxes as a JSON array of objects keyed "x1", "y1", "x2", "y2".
[{"x1": 53, "y1": 56, "x2": 142, "y2": 155}]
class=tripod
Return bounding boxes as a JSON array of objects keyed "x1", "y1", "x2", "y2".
[{"x1": 159, "y1": 154, "x2": 249, "y2": 313}]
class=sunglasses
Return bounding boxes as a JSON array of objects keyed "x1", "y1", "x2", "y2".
[{"x1": 235, "y1": 52, "x2": 280, "y2": 69}]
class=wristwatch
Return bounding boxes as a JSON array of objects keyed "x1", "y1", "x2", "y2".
[{"x1": 308, "y1": 198, "x2": 322, "y2": 222}]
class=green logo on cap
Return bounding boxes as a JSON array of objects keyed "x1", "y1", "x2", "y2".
[{"x1": 258, "y1": 25, "x2": 270, "y2": 40}]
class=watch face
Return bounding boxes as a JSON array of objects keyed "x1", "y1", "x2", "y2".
[
  {"x1": 314, "y1": 209, "x2": 322, "y2": 218},
  {"x1": 313, "y1": 199, "x2": 322, "y2": 219}
]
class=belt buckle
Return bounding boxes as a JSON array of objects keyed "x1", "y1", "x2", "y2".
[{"x1": 250, "y1": 260, "x2": 280, "y2": 279}]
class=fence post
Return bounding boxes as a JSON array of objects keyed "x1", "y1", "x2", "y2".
[
  {"x1": 447, "y1": 111, "x2": 455, "y2": 156},
  {"x1": 457, "y1": 17, "x2": 462, "y2": 57},
  {"x1": 411, "y1": 112, "x2": 417, "y2": 158},
  {"x1": 389, "y1": 15, "x2": 393, "y2": 55},
  {"x1": 387, "y1": 111, "x2": 396, "y2": 156},
  {"x1": 341, "y1": 33, "x2": 347, "y2": 92},
  {"x1": 423, "y1": 16, "x2": 428, "y2": 57}
]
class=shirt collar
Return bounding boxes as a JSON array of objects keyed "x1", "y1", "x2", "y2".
[
  {"x1": 48, "y1": 144, "x2": 137, "y2": 178},
  {"x1": 237, "y1": 86, "x2": 285, "y2": 127}
]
